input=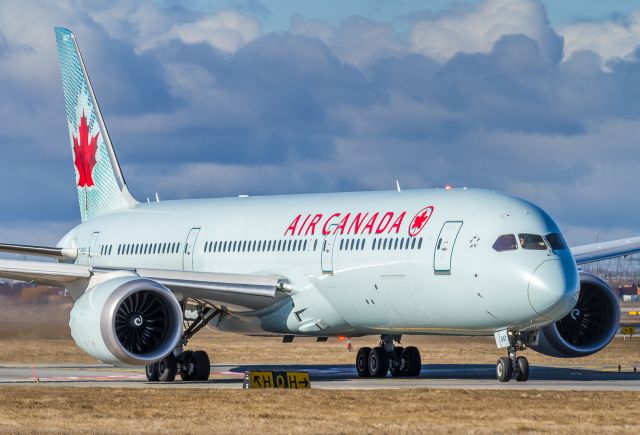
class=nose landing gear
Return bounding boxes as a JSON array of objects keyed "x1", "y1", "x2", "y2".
[
  {"x1": 355, "y1": 335, "x2": 422, "y2": 378},
  {"x1": 496, "y1": 332, "x2": 530, "y2": 382}
]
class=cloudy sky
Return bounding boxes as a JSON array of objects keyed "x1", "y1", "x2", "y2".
[{"x1": 1, "y1": 0, "x2": 640, "y2": 246}]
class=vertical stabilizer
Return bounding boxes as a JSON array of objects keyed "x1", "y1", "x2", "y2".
[{"x1": 54, "y1": 27, "x2": 137, "y2": 222}]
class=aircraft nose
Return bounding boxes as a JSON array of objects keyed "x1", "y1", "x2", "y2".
[{"x1": 528, "y1": 259, "x2": 579, "y2": 318}]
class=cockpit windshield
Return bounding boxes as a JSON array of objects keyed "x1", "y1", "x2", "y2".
[
  {"x1": 544, "y1": 233, "x2": 567, "y2": 250},
  {"x1": 492, "y1": 234, "x2": 518, "y2": 252},
  {"x1": 518, "y1": 233, "x2": 547, "y2": 250}
]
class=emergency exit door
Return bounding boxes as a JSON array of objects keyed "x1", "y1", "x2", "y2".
[{"x1": 434, "y1": 221, "x2": 463, "y2": 273}]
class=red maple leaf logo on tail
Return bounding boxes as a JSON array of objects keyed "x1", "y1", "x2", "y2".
[{"x1": 73, "y1": 111, "x2": 99, "y2": 188}]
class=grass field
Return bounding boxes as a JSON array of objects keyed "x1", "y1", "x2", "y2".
[
  {"x1": 0, "y1": 387, "x2": 638, "y2": 433},
  {"x1": 1, "y1": 299, "x2": 640, "y2": 433}
]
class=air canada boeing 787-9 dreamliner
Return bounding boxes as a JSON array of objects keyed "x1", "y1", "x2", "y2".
[{"x1": 1, "y1": 28, "x2": 639, "y2": 383}]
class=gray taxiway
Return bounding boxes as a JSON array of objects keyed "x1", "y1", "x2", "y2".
[{"x1": 0, "y1": 363, "x2": 638, "y2": 390}]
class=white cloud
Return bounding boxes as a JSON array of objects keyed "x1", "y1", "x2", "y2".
[
  {"x1": 410, "y1": 0, "x2": 561, "y2": 63},
  {"x1": 291, "y1": 15, "x2": 406, "y2": 68},
  {"x1": 561, "y1": 11, "x2": 640, "y2": 65},
  {"x1": 141, "y1": 10, "x2": 260, "y2": 53}
]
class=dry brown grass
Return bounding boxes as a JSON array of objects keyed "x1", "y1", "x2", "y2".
[{"x1": 0, "y1": 387, "x2": 637, "y2": 433}]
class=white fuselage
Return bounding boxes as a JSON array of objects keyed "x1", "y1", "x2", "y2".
[{"x1": 59, "y1": 188, "x2": 580, "y2": 337}]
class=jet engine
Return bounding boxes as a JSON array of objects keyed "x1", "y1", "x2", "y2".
[
  {"x1": 69, "y1": 276, "x2": 183, "y2": 365},
  {"x1": 530, "y1": 272, "x2": 620, "y2": 358}
]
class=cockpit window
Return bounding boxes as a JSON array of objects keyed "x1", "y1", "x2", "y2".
[
  {"x1": 492, "y1": 234, "x2": 518, "y2": 252},
  {"x1": 545, "y1": 233, "x2": 566, "y2": 250},
  {"x1": 518, "y1": 233, "x2": 547, "y2": 250}
]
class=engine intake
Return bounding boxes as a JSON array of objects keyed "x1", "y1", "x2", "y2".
[
  {"x1": 530, "y1": 272, "x2": 620, "y2": 358},
  {"x1": 70, "y1": 275, "x2": 182, "y2": 365}
]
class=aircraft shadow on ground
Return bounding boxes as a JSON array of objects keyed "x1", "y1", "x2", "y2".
[{"x1": 227, "y1": 364, "x2": 640, "y2": 382}]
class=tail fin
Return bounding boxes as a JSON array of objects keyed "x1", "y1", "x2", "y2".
[{"x1": 54, "y1": 27, "x2": 137, "y2": 222}]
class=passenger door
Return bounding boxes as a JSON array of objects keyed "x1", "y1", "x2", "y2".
[
  {"x1": 88, "y1": 231, "x2": 100, "y2": 265},
  {"x1": 183, "y1": 228, "x2": 201, "y2": 271},
  {"x1": 434, "y1": 221, "x2": 463, "y2": 273},
  {"x1": 321, "y1": 224, "x2": 338, "y2": 274}
]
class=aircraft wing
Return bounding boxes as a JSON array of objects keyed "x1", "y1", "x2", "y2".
[
  {"x1": 0, "y1": 257, "x2": 290, "y2": 311},
  {"x1": 571, "y1": 236, "x2": 640, "y2": 265}
]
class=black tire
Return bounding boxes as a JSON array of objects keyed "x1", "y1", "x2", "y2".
[
  {"x1": 193, "y1": 350, "x2": 211, "y2": 381},
  {"x1": 356, "y1": 347, "x2": 371, "y2": 377},
  {"x1": 496, "y1": 357, "x2": 512, "y2": 382},
  {"x1": 368, "y1": 346, "x2": 389, "y2": 378},
  {"x1": 145, "y1": 363, "x2": 159, "y2": 382},
  {"x1": 389, "y1": 347, "x2": 405, "y2": 377},
  {"x1": 157, "y1": 353, "x2": 178, "y2": 382},
  {"x1": 179, "y1": 350, "x2": 195, "y2": 381},
  {"x1": 402, "y1": 346, "x2": 422, "y2": 377},
  {"x1": 515, "y1": 356, "x2": 529, "y2": 382}
]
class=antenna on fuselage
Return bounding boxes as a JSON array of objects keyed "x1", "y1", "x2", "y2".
[{"x1": 396, "y1": 180, "x2": 402, "y2": 193}]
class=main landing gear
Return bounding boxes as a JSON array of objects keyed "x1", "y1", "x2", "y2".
[
  {"x1": 496, "y1": 332, "x2": 529, "y2": 383},
  {"x1": 356, "y1": 335, "x2": 422, "y2": 378},
  {"x1": 146, "y1": 303, "x2": 221, "y2": 383}
]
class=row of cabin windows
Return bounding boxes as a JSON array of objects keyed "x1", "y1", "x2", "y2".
[
  {"x1": 336, "y1": 237, "x2": 423, "y2": 251},
  {"x1": 204, "y1": 239, "x2": 318, "y2": 254},
  {"x1": 100, "y1": 245, "x2": 114, "y2": 256},
  {"x1": 115, "y1": 242, "x2": 181, "y2": 256},
  {"x1": 371, "y1": 237, "x2": 423, "y2": 251},
  {"x1": 202, "y1": 236, "x2": 425, "y2": 254}
]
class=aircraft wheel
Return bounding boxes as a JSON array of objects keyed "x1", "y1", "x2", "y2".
[
  {"x1": 157, "y1": 353, "x2": 177, "y2": 382},
  {"x1": 179, "y1": 350, "x2": 195, "y2": 381},
  {"x1": 389, "y1": 347, "x2": 405, "y2": 377},
  {"x1": 402, "y1": 346, "x2": 422, "y2": 377},
  {"x1": 145, "y1": 363, "x2": 159, "y2": 382},
  {"x1": 193, "y1": 350, "x2": 211, "y2": 381},
  {"x1": 515, "y1": 356, "x2": 529, "y2": 382},
  {"x1": 356, "y1": 347, "x2": 371, "y2": 377},
  {"x1": 496, "y1": 357, "x2": 512, "y2": 382},
  {"x1": 368, "y1": 346, "x2": 389, "y2": 378}
]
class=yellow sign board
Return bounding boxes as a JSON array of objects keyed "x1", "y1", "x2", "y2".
[
  {"x1": 243, "y1": 371, "x2": 310, "y2": 389},
  {"x1": 621, "y1": 326, "x2": 636, "y2": 335}
]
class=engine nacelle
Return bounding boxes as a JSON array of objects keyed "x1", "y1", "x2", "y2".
[
  {"x1": 530, "y1": 272, "x2": 620, "y2": 358},
  {"x1": 69, "y1": 276, "x2": 183, "y2": 365}
]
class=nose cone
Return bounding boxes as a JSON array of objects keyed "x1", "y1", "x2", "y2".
[{"x1": 528, "y1": 259, "x2": 579, "y2": 319}]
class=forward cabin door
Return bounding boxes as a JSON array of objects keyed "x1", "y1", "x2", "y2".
[
  {"x1": 434, "y1": 221, "x2": 463, "y2": 274},
  {"x1": 183, "y1": 227, "x2": 201, "y2": 271},
  {"x1": 321, "y1": 224, "x2": 338, "y2": 274},
  {"x1": 88, "y1": 231, "x2": 100, "y2": 265}
]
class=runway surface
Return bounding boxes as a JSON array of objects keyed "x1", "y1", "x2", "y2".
[{"x1": 1, "y1": 363, "x2": 639, "y2": 390}]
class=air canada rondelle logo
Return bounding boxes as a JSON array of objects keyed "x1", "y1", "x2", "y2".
[
  {"x1": 408, "y1": 206, "x2": 434, "y2": 237},
  {"x1": 73, "y1": 110, "x2": 99, "y2": 188}
]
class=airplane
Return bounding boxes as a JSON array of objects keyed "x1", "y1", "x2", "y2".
[{"x1": 1, "y1": 27, "x2": 640, "y2": 383}]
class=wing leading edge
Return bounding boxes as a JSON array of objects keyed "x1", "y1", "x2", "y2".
[
  {"x1": 571, "y1": 236, "x2": 640, "y2": 265},
  {"x1": 0, "y1": 258, "x2": 290, "y2": 312}
]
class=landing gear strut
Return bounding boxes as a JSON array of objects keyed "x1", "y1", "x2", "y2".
[
  {"x1": 145, "y1": 302, "x2": 221, "y2": 382},
  {"x1": 496, "y1": 331, "x2": 529, "y2": 383},
  {"x1": 355, "y1": 335, "x2": 422, "y2": 378}
]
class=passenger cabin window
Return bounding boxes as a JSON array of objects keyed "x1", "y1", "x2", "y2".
[
  {"x1": 518, "y1": 233, "x2": 547, "y2": 250},
  {"x1": 492, "y1": 234, "x2": 518, "y2": 252},
  {"x1": 545, "y1": 233, "x2": 566, "y2": 250}
]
